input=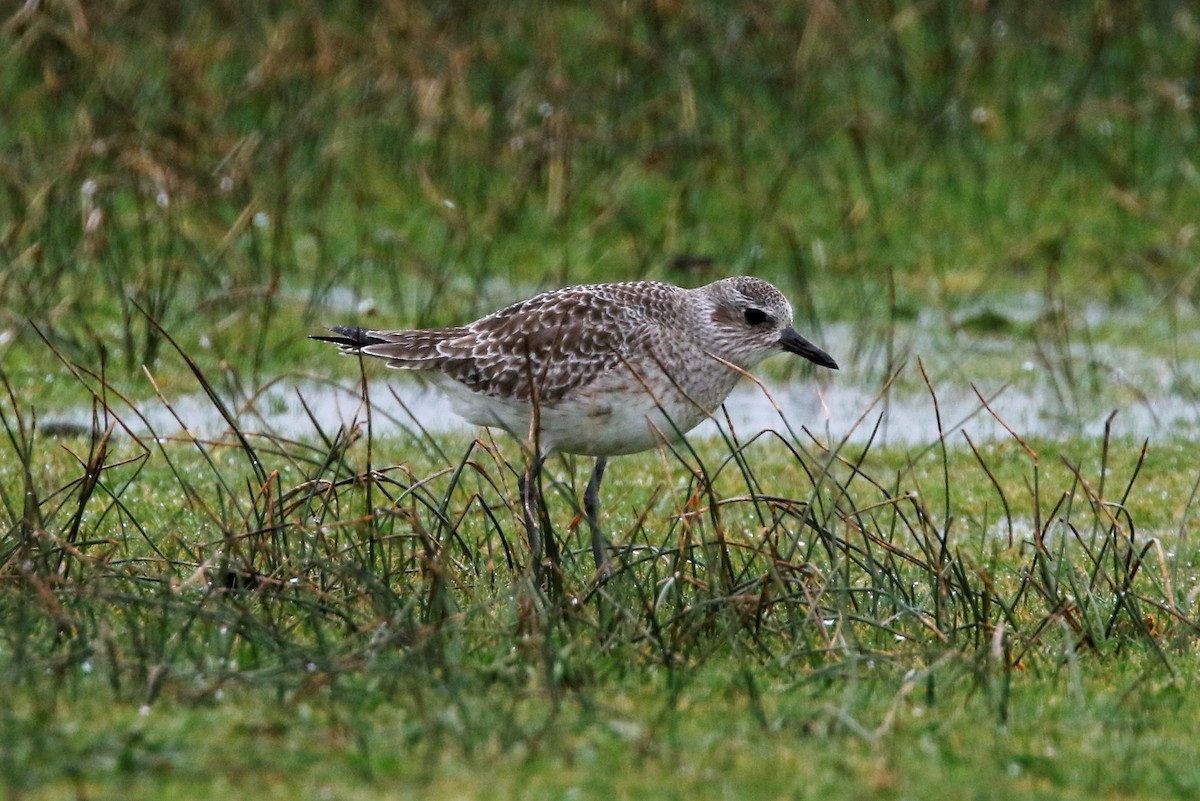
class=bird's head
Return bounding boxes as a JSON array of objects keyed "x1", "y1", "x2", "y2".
[{"x1": 700, "y1": 276, "x2": 838, "y2": 371}]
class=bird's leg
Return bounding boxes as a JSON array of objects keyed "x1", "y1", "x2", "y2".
[
  {"x1": 519, "y1": 453, "x2": 563, "y2": 595},
  {"x1": 518, "y1": 454, "x2": 545, "y2": 565},
  {"x1": 585, "y1": 456, "x2": 611, "y2": 576}
]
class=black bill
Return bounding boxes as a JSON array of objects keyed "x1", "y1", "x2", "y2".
[{"x1": 778, "y1": 327, "x2": 838, "y2": 370}]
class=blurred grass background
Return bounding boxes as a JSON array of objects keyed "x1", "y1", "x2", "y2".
[{"x1": 3, "y1": 1, "x2": 1199, "y2": 394}]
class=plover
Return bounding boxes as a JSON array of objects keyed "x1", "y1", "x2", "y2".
[{"x1": 312, "y1": 276, "x2": 837, "y2": 574}]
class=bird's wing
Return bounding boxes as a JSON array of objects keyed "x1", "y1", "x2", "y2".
[
  {"x1": 436, "y1": 287, "x2": 656, "y2": 403},
  {"x1": 316, "y1": 282, "x2": 679, "y2": 404}
]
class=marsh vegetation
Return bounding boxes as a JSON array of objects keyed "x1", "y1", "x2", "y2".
[{"x1": 3, "y1": 2, "x2": 1200, "y2": 798}]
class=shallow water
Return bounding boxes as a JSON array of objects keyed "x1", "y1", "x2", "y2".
[
  {"x1": 43, "y1": 299, "x2": 1200, "y2": 447},
  {"x1": 48, "y1": 361, "x2": 1200, "y2": 449}
]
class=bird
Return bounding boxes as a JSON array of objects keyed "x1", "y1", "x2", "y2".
[{"x1": 311, "y1": 276, "x2": 838, "y2": 577}]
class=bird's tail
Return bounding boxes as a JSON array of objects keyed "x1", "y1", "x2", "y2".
[{"x1": 308, "y1": 325, "x2": 389, "y2": 353}]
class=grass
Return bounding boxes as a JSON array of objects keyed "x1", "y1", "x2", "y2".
[
  {"x1": 4, "y1": 349, "x2": 1199, "y2": 798},
  {"x1": 7, "y1": 658, "x2": 1200, "y2": 800},
  {"x1": 4, "y1": 1, "x2": 1200, "y2": 798}
]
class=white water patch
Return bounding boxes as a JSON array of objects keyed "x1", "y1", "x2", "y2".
[
  {"x1": 186, "y1": 286, "x2": 1200, "y2": 448},
  {"x1": 38, "y1": 291, "x2": 1200, "y2": 446},
  {"x1": 41, "y1": 362, "x2": 1200, "y2": 449}
]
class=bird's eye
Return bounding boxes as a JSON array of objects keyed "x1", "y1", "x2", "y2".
[{"x1": 743, "y1": 308, "x2": 769, "y2": 326}]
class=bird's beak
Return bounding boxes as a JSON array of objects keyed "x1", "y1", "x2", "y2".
[{"x1": 779, "y1": 327, "x2": 838, "y2": 370}]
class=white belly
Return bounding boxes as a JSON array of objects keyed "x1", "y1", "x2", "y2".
[{"x1": 424, "y1": 368, "x2": 737, "y2": 457}]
